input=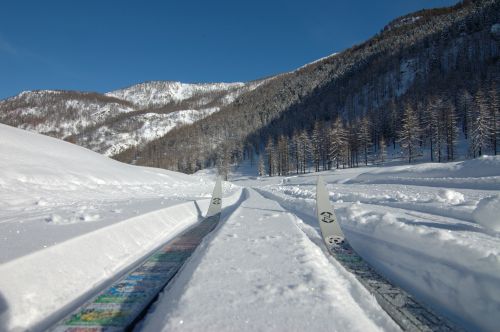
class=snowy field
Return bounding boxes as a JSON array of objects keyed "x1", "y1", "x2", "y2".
[
  {"x1": 226, "y1": 158, "x2": 500, "y2": 332},
  {"x1": 1, "y1": 123, "x2": 499, "y2": 331}
]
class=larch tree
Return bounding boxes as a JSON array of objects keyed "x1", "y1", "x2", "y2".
[
  {"x1": 471, "y1": 90, "x2": 492, "y2": 157},
  {"x1": 378, "y1": 136, "x2": 387, "y2": 163},
  {"x1": 398, "y1": 104, "x2": 421, "y2": 163},
  {"x1": 265, "y1": 136, "x2": 275, "y2": 176},
  {"x1": 358, "y1": 116, "x2": 372, "y2": 165}
]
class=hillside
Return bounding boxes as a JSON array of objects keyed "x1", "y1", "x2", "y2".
[
  {"x1": 0, "y1": 80, "x2": 262, "y2": 156},
  {"x1": 114, "y1": 0, "x2": 499, "y2": 175},
  {"x1": 0, "y1": 1, "x2": 498, "y2": 174}
]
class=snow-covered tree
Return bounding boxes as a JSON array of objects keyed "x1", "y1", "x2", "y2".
[
  {"x1": 311, "y1": 121, "x2": 322, "y2": 172},
  {"x1": 258, "y1": 155, "x2": 265, "y2": 176},
  {"x1": 490, "y1": 82, "x2": 499, "y2": 155},
  {"x1": 298, "y1": 130, "x2": 311, "y2": 173},
  {"x1": 265, "y1": 137, "x2": 275, "y2": 176},
  {"x1": 378, "y1": 136, "x2": 387, "y2": 163},
  {"x1": 445, "y1": 104, "x2": 459, "y2": 161},
  {"x1": 398, "y1": 105, "x2": 421, "y2": 163},
  {"x1": 329, "y1": 118, "x2": 348, "y2": 169},
  {"x1": 358, "y1": 116, "x2": 371, "y2": 165},
  {"x1": 471, "y1": 90, "x2": 492, "y2": 157}
]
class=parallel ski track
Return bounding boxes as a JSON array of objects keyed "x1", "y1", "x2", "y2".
[
  {"x1": 253, "y1": 187, "x2": 469, "y2": 331},
  {"x1": 50, "y1": 213, "x2": 221, "y2": 332}
]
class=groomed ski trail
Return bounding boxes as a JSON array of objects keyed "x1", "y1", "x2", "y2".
[
  {"x1": 140, "y1": 188, "x2": 400, "y2": 332},
  {"x1": 250, "y1": 182, "x2": 500, "y2": 332}
]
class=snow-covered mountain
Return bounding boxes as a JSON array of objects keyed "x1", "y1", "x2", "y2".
[
  {"x1": 0, "y1": 90, "x2": 135, "y2": 139},
  {"x1": 106, "y1": 80, "x2": 261, "y2": 109},
  {"x1": 0, "y1": 80, "x2": 263, "y2": 156}
]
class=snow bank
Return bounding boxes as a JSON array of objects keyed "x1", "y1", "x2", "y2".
[
  {"x1": 340, "y1": 203, "x2": 500, "y2": 332},
  {"x1": 0, "y1": 188, "x2": 242, "y2": 331},
  {"x1": 0, "y1": 123, "x2": 222, "y2": 262},
  {"x1": 0, "y1": 124, "x2": 243, "y2": 330},
  {"x1": 473, "y1": 195, "x2": 500, "y2": 231},
  {"x1": 349, "y1": 156, "x2": 500, "y2": 190},
  {"x1": 0, "y1": 201, "x2": 199, "y2": 330}
]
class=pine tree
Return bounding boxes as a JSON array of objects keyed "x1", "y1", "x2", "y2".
[
  {"x1": 265, "y1": 136, "x2": 275, "y2": 176},
  {"x1": 290, "y1": 131, "x2": 300, "y2": 174},
  {"x1": 329, "y1": 118, "x2": 348, "y2": 169},
  {"x1": 378, "y1": 136, "x2": 387, "y2": 163},
  {"x1": 358, "y1": 116, "x2": 372, "y2": 165},
  {"x1": 445, "y1": 104, "x2": 459, "y2": 161},
  {"x1": 427, "y1": 97, "x2": 445, "y2": 162},
  {"x1": 299, "y1": 130, "x2": 311, "y2": 173},
  {"x1": 398, "y1": 105, "x2": 421, "y2": 163},
  {"x1": 258, "y1": 154, "x2": 265, "y2": 176},
  {"x1": 311, "y1": 121, "x2": 322, "y2": 172},
  {"x1": 471, "y1": 90, "x2": 492, "y2": 157},
  {"x1": 490, "y1": 82, "x2": 499, "y2": 155}
]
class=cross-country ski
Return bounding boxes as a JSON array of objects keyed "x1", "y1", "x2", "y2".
[{"x1": 315, "y1": 175, "x2": 462, "y2": 331}]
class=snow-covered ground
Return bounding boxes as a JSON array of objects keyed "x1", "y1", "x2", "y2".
[
  {"x1": 226, "y1": 158, "x2": 500, "y2": 332},
  {"x1": 0, "y1": 124, "x2": 238, "y2": 330},
  {"x1": 140, "y1": 188, "x2": 399, "y2": 332},
  {"x1": 1, "y1": 123, "x2": 499, "y2": 331}
]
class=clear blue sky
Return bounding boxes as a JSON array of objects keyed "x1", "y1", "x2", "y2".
[{"x1": 0, "y1": 0, "x2": 458, "y2": 99}]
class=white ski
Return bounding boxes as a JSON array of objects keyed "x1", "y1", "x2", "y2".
[
  {"x1": 316, "y1": 176, "x2": 462, "y2": 332},
  {"x1": 316, "y1": 176, "x2": 344, "y2": 247},
  {"x1": 206, "y1": 176, "x2": 222, "y2": 217}
]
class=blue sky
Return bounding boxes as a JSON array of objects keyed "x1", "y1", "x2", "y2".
[{"x1": 0, "y1": 0, "x2": 458, "y2": 99}]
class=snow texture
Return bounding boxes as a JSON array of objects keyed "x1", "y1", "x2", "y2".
[
  {"x1": 1, "y1": 123, "x2": 499, "y2": 332},
  {"x1": 230, "y1": 156, "x2": 500, "y2": 332},
  {"x1": 473, "y1": 195, "x2": 500, "y2": 231},
  {"x1": 140, "y1": 188, "x2": 399, "y2": 332}
]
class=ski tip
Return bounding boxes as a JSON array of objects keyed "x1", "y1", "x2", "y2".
[{"x1": 206, "y1": 176, "x2": 223, "y2": 217}]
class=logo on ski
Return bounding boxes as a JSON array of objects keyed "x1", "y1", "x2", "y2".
[
  {"x1": 212, "y1": 198, "x2": 221, "y2": 205},
  {"x1": 320, "y1": 211, "x2": 335, "y2": 223}
]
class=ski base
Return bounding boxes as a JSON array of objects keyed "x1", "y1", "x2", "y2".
[{"x1": 328, "y1": 241, "x2": 462, "y2": 332}]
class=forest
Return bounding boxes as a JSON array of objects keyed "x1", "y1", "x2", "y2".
[{"x1": 114, "y1": 0, "x2": 498, "y2": 178}]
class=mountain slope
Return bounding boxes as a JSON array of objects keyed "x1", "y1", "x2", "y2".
[
  {"x1": 115, "y1": 0, "x2": 498, "y2": 173},
  {"x1": 0, "y1": 80, "x2": 263, "y2": 156}
]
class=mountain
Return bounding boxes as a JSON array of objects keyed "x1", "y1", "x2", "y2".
[
  {"x1": 114, "y1": 0, "x2": 499, "y2": 174},
  {"x1": 106, "y1": 80, "x2": 260, "y2": 109},
  {"x1": 1, "y1": 0, "x2": 498, "y2": 173},
  {"x1": 0, "y1": 80, "x2": 263, "y2": 156}
]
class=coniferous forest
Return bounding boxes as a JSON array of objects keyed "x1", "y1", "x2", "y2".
[{"x1": 113, "y1": 0, "x2": 499, "y2": 178}]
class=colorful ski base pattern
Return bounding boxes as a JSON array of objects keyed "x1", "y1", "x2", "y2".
[
  {"x1": 329, "y1": 241, "x2": 462, "y2": 332},
  {"x1": 52, "y1": 214, "x2": 221, "y2": 332}
]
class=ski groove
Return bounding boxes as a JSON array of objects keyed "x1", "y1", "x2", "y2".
[
  {"x1": 315, "y1": 176, "x2": 464, "y2": 332},
  {"x1": 51, "y1": 178, "x2": 223, "y2": 332}
]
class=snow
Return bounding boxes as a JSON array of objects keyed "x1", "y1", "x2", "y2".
[
  {"x1": 473, "y1": 195, "x2": 500, "y2": 231},
  {"x1": 435, "y1": 189, "x2": 465, "y2": 205},
  {"x1": 230, "y1": 157, "x2": 500, "y2": 332},
  {"x1": 140, "y1": 188, "x2": 399, "y2": 332},
  {"x1": 84, "y1": 107, "x2": 219, "y2": 156},
  {"x1": 1, "y1": 123, "x2": 499, "y2": 331},
  {"x1": 106, "y1": 81, "x2": 250, "y2": 108},
  {"x1": 0, "y1": 123, "x2": 238, "y2": 330}
]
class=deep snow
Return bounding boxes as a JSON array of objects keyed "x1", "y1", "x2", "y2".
[
  {"x1": 229, "y1": 157, "x2": 500, "y2": 331},
  {"x1": 1, "y1": 123, "x2": 499, "y2": 332},
  {"x1": 0, "y1": 124, "x2": 238, "y2": 330}
]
